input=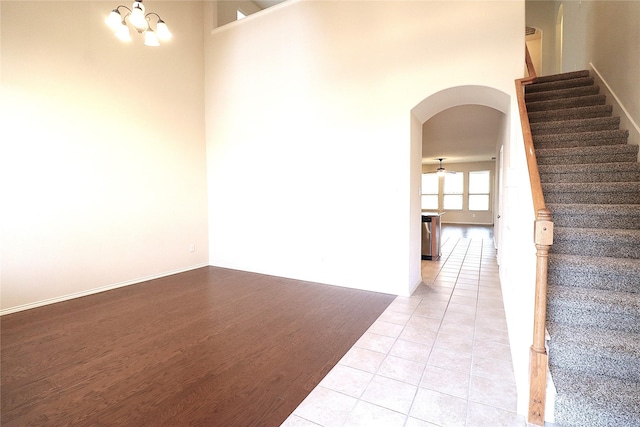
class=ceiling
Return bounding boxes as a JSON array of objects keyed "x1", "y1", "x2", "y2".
[{"x1": 421, "y1": 105, "x2": 504, "y2": 165}]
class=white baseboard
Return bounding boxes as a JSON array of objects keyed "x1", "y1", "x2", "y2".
[
  {"x1": 0, "y1": 263, "x2": 210, "y2": 316},
  {"x1": 590, "y1": 63, "x2": 640, "y2": 158},
  {"x1": 405, "y1": 277, "x2": 423, "y2": 297}
]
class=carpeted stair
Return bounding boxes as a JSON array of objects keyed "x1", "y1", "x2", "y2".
[{"x1": 525, "y1": 70, "x2": 640, "y2": 427}]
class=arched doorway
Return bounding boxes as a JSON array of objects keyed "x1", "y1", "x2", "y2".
[{"x1": 409, "y1": 86, "x2": 512, "y2": 289}]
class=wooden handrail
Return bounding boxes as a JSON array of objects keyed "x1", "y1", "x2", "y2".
[
  {"x1": 516, "y1": 44, "x2": 553, "y2": 427},
  {"x1": 516, "y1": 77, "x2": 544, "y2": 210}
]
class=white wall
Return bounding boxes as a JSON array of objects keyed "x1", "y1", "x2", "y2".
[
  {"x1": 586, "y1": 1, "x2": 640, "y2": 151},
  {"x1": 0, "y1": 1, "x2": 209, "y2": 313},
  {"x1": 526, "y1": 0, "x2": 558, "y2": 75},
  {"x1": 0, "y1": 0, "x2": 539, "y2": 415},
  {"x1": 529, "y1": 0, "x2": 640, "y2": 150},
  {"x1": 204, "y1": 0, "x2": 526, "y2": 298}
]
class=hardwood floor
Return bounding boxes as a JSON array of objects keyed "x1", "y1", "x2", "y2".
[
  {"x1": 1, "y1": 267, "x2": 395, "y2": 426},
  {"x1": 441, "y1": 223, "x2": 494, "y2": 241}
]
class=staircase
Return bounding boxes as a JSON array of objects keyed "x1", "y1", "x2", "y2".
[{"x1": 525, "y1": 70, "x2": 640, "y2": 427}]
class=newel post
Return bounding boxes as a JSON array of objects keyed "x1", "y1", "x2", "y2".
[{"x1": 528, "y1": 208, "x2": 554, "y2": 425}]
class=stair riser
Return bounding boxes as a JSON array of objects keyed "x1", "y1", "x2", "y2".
[
  {"x1": 531, "y1": 70, "x2": 591, "y2": 85},
  {"x1": 531, "y1": 118, "x2": 620, "y2": 135},
  {"x1": 535, "y1": 137, "x2": 629, "y2": 150},
  {"x1": 537, "y1": 153, "x2": 639, "y2": 165},
  {"x1": 528, "y1": 105, "x2": 612, "y2": 123},
  {"x1": 547, "y1": 309, "x2": 640, "y2": 334},
  {"x1": 541, "y1": 171, "x2": 640, "y2": 183},
  {"x1": 525, "y1": 86, "x2": 600, "y2": 103},
  {"x1": 551, "y1": 214, "x2": 640, "y2": 229},
  {"x1": 548, "y1": 270, "x2": 639, "y2": 293},
  {"x1": 544, "y1": 192, "x2": 640, "y2": 204},
  {"x1": 554, "y1": 395, "x2": 638, "y2": 427},
  {"x1": 550, "y1": 241, "x2": 640, "y2": 259},
  {"x1": 534, "y1": 130, "x2": 628, "y2": 144},
  {"x1": 549, "y1": 351, "x2": 640, "y2": 382},
  {"x1": 533, "y1": 123, "x2": 620, "y2": 135},
  {"x1": 525, "y1": 76, "x2": 594, "y2": 93},
  {"x1": 527, "y1": 95, "x2": 606, "y2": 113}
]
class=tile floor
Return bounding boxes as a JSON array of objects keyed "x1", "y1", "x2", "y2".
[{"x1": 282, "y1": 234, "x2": 529, "y2": 427}]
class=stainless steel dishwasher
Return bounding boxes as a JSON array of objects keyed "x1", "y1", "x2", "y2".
[{"x1": 421, "y1": 213, "x2": 443, "y2": 260}]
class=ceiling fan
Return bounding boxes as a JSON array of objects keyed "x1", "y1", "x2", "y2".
[{"x1": 430, "y1": 158, "x2": 456, "y2": 176}]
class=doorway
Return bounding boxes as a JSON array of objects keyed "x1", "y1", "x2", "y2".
[{"x1": 410, "y1": 85, "x2": 512, "y2": 284}]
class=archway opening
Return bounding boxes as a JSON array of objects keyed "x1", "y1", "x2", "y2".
[{"x1": 408, "y1": 86, "x2": 512, "y2": 292}]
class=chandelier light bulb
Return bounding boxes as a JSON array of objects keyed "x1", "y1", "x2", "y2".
[
  {"x1": 115, "y1": 21, "x2": 132, "y2": 42},
  {"x1": 156, "y1": 19, "x2": 172, "y2": 41},
  {"x1": 144, "y1": 29, "x2": 160, "y2": 47},
  {"x1": 105, "y1": 9, "x2": 122, "y2": 30},
  {"x1": 129, "y1": 2, "x2": 149, "y2": 32}
]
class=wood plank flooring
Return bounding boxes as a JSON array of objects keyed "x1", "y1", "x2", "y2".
[
  {"x1": 441, "y1": 224, "x2": 494, "y2": 240},
  {"x1": 1, "y1": 267, "x2": 395, "y2": 426}
]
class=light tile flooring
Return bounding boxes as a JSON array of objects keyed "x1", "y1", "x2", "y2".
[{"x1": 282, "y1": 234, "x2": 528, "y2": 427}]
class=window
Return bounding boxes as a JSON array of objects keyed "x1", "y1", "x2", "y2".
[
  {"x1": 469, "y1": 170, "x2": 490, "y2": 211},
  {"x1": 443, "y1": 173, "x2": 463, "y2": 210},
  {"x1": 421, "y1": 173, "x2": 439, "y2": 210}
]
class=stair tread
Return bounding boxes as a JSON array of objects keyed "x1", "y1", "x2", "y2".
[
  {"x1": 543, "y1": 181, "x2": 640, "y2": 192},
  {"x1": 551, "y1": 227, "x2": 640, "y2": 258},
  {"x1": 534, "y1": 129, "x2": 629, "y2": 143},
  {"x1": 548, "y1": 286, "x2": 640, "y2": 333},
  {"x1": 549, "y1": 203, "x2": 640, "y2": 230},
  {"x1": 548, "y1": 285, "x2": 640, "y2": 315},
  {"x1": 548, "y1": 323, "x2": 640, "y2": 355},
  {"x1": 525, "y1": 76, "x2": 595, "y2": 93},
  {"x1": 535, "y1": 140, "x2": 630, "y2": 151},
  {"x1": 533, "y1": 124, "x2": 621, "y2": 136},
  {"x1": 540, "y1": 162, "x2": 640, "y2": 174},
  {"x1": 548, "y1": 203, "x2": 640, "y2": 216},
  {"x1": 536, "y1": 144, "x2": 638, "y2": 157},
  {"x1": 548, "y1": 253, "x2": 640, "y2": 276},
  {"x1": 528, "y1": 104, "x2": 613, "y2": 123},
  {"x1": 531, "y1": 70, "x2": 591, "y2": 84},
  {"x1": 531, "y1": 116, "x2": 620, "y2": 131},
  {"x1": 527, "y1": 94, "x2": 606, "y2": 112},
  {"x1": 552, "y1": 370, "x2": 640, "y2": 427},
  {"x1": 525, "y1": 85, "x2": 600, "y2": 102},
  {"x1": 555, "y1": 226, "x2": 640, "y2": 240}
]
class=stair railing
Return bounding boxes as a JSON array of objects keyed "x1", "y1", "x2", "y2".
[{"x1": 515, "y1": 45, "x2": 554, "y2": 426}]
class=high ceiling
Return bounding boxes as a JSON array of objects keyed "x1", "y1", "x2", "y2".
[{"x1": 422, "y1": 105, "x2": 504, "y2": 165}]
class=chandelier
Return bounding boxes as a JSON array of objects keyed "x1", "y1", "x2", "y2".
[{"x1": 105, "y1": 1, "x2": 172, "y2": 46}]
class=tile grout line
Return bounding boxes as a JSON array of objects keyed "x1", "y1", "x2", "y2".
[{"x1": 285, "y1": 235, "x2": 522, "y2": 426}]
